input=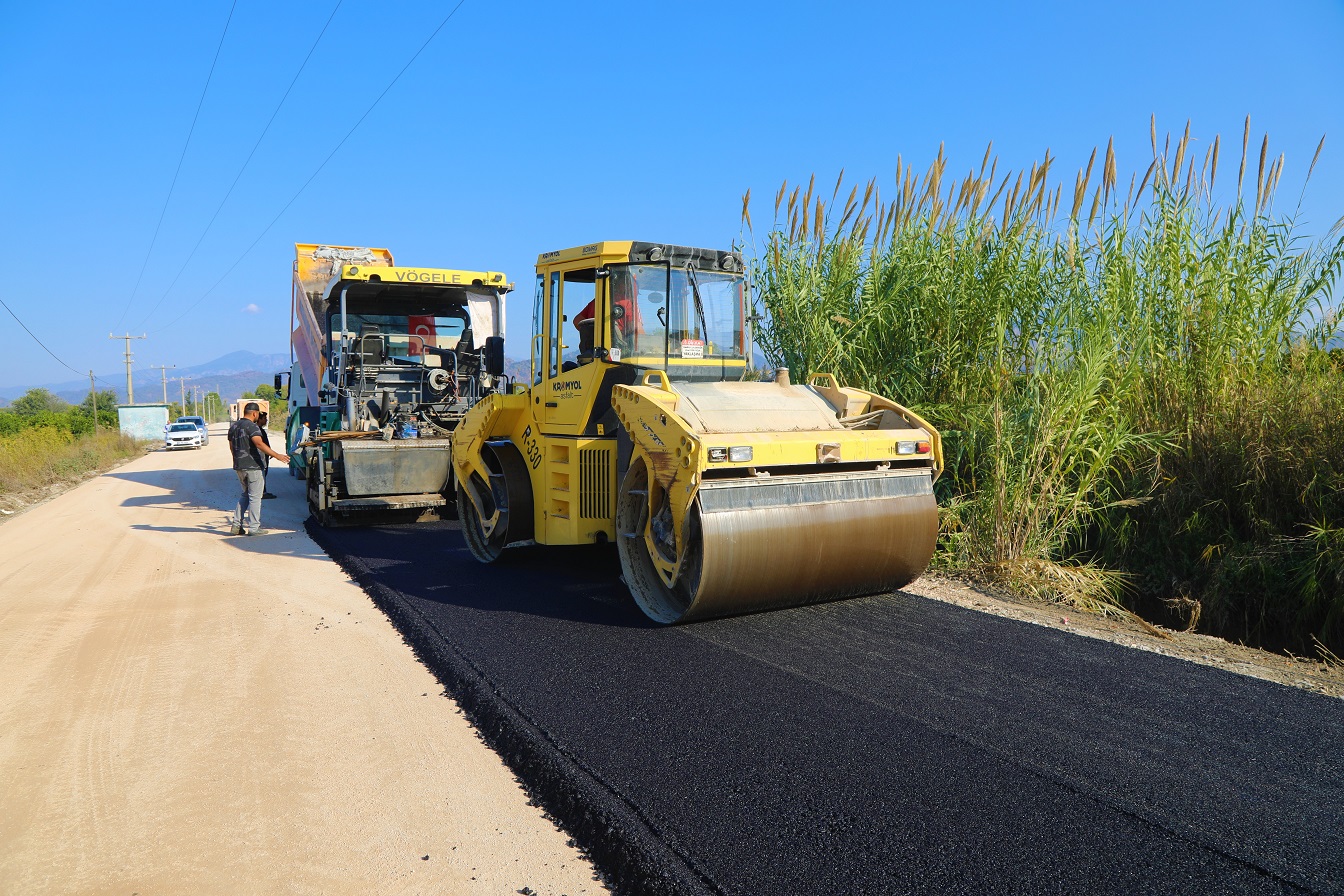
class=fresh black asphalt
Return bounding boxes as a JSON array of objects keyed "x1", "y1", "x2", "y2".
[{"x1": 308, "y1": 520, "x2": 1344, "y2": 896}]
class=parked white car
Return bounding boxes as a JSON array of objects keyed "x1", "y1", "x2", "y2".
[
  {"x1": 177, "y1": 415, "x2": 209, "y2": 445},
  {"x1": 164, "y1": 422, "x2": 204, "y2": 450}
]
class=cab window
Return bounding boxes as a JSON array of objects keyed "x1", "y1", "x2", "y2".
[
  {"x1": 559, "y1": 269, "x2": 596, "y2": 369},
  {"x1": 532, "y1": 274, "x2": 545, "y2": 383},
  {"x1": 546, "y1": 272, "x2": 561, "y2": 379}
]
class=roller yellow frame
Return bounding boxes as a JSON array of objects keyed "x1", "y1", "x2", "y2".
[{"x1": 452, "y1": 240, "x2": 942, "y2": 623}]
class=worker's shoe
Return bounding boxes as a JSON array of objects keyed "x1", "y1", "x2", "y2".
[
  {"x1": 246, "y1": 528, "x2": 273, "y2": 536},
  {"x1": 229, "y1": 525, "x2": 243, "y2": 535},
  {"x1": 262, "y1": 492, "x2": 278, "y2": 499}
]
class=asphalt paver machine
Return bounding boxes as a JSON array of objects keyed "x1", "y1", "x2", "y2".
[
  {"x1": 451, "y1": 240, "x2": 942, "y2": 623},
  {"x1": 287, "y1": 243, "x2": 511, "y2": 526}
]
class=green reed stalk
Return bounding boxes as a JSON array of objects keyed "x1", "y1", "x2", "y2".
[{"x1": 746, "y1": 123, "x2": 1344, "y2": 651}]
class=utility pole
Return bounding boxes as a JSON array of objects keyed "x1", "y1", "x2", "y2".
[
  {"x1": 88, "y1": 371, "x2": 99, "y2": 433},
  {"x1": 108, "y1": 333, "x2": 147, "y2": 404},
  {"x1": 179, "y1": 377, "x2": 187, "y2": 416},
  {"x1": 147, "y1": 364, "x2": 176, "y2": 406}
]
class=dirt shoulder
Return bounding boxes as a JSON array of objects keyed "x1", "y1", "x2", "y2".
[
  {"x1": 904, "y1": 575, "x2": 1344, "y2": 699},
  {"x1": 0, "y1": 425, "x2": 606, "y2": 896}
]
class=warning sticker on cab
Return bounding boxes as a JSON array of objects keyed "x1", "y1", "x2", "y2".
[{"x1": 680, "y1": 339, "x2": 705, "y2": 359}]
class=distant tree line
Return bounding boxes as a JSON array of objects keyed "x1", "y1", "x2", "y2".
[
  {"x1": 0, "y1": 387, "x2": 227, "y2": 436},
  {"x1": 0, "y1": 388, "x2": 118, "y2": 436}
]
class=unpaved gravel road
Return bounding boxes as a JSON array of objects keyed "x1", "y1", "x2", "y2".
[{"x1": 0, "y1": 425, "x2": 605, "y2": 896}]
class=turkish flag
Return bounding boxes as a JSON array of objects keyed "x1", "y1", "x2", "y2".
[{"x1": 408, "y1": 315, "x2": 436, "y2": 356}]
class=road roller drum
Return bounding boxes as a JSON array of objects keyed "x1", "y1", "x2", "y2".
[{"x1": 617, "y1": 466, "x2": 938, "y2": 623}]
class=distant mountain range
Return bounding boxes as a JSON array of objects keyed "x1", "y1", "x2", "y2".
[{"x1": 0, "y1": 350, "x2": 291, "y2": 407}]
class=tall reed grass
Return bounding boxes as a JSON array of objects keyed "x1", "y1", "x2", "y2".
[{"x1": 744, "y1": 119, "x2": 1344, "y2": 652}]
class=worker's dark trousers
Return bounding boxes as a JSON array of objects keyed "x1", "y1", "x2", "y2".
[{"x1": 233, "y1": 469, "x2": 264, "y2": 532}]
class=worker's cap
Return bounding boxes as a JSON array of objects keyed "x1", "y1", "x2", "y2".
[{"x1": 244, "y1": 402, "x2": 261, "y2": 413}]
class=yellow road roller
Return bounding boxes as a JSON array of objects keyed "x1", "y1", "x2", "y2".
[{"x1": 451, "y1": 240, "x2": 943, "y2": 623}]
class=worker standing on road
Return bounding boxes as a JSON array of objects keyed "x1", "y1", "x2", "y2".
[
  {"x1": 228, "y1": 402, "x2": 288, "y2": 536},
  {"x1": 257, "y1": 411, "x2": 278, "y2": 500}
]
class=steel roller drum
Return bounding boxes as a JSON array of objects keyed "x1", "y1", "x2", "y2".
[{"x1": 620, "y1": 468, "x2": 938, "y2": 624}]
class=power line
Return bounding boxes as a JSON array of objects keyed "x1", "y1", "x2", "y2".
[
  {"x1": 114, "y1": 0, "x2": 239, "y2": 330},
  {"x1": 1, "y1": 297, "x2": 120, "y2": 392},
  {"x1": 136, "y1": 0, "x2": 345, "y2": 330},
  {"x1": 151, "y1": 0, "x2": 471, "y2": 335}
]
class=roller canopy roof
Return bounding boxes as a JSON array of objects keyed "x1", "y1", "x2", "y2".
[{"x1": 536, "y1": 240, "x2": 744, "y2": 272}]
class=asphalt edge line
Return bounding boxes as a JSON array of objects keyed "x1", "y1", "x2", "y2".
[{"x1": 303, "y1": 520, "x2": 719, "y2": 896}]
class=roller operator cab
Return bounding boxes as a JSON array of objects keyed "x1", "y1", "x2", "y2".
[
  {"x1": 451, "y1": 240, "x2": 944, "y2": 624},
  {"x1": 289, "y1": 243, "x2": 511, "y2": 526}
]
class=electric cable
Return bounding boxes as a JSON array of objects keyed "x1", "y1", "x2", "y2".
[
  {"x1": 150, "y1": 0, "x2": 470, "y2": 335},
  {"x1": 114, "y1": 0, "x2": 239, "y2": 330},
  {"x1": 1, "y1": 297, "x2": 120, "y2": 391},
  {"x1": 136, "y1": 0, "x2": 344, "y2": 330}
]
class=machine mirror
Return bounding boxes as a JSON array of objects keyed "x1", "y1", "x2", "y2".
[
  {"x1": 273, "y1": 373, "x2": 283, "y2": 392},
  {"x1": 484, "y1": 336, "x2": 505, "y2": 377}
]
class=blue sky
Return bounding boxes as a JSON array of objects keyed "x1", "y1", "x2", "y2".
[{"x1": 1, "y1": 0, "x2": 1341, "y2": 390}]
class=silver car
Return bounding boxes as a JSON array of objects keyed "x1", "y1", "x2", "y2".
[
  {"x1": 164, "y1": 422, "x2": 204, "y2": 450},
  {"x1": 177, "y1": 415, "x2": 209, "y2": 445}
]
